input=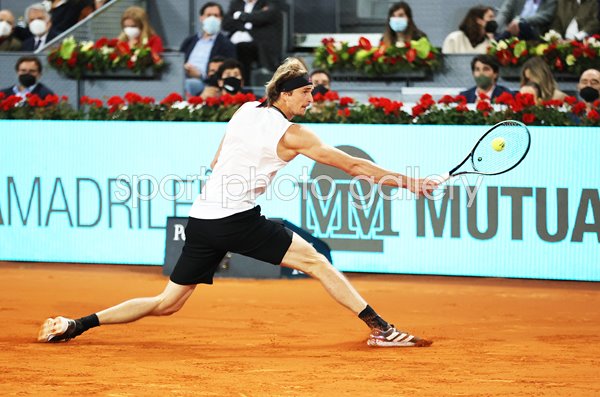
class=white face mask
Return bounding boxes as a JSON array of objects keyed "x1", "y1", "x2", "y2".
[
  {"x1": 0, "y1": 20, "x2": 12, "y2": 37},
  {"x1": 123, "y1": 26, "x2": 141, "y2": 39},
  {"x1": 202, "y1": 16, "x2": 221, "y2": 36},
  {"x1": 28, "y1": 19, "x2": 47, "y2": 37}
]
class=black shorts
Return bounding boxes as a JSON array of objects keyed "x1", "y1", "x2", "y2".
[{"x1": 170, "y1": 206, "x2": 293, "y2": 285}]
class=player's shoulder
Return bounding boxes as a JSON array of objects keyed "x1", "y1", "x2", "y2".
[{"x1": 281, "y1": 123, "x2": 320, "y2": 149}]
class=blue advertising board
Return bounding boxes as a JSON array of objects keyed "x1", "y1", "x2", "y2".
[{"x1": 0, "y1": 121, "x2": 598, "y2": 280}]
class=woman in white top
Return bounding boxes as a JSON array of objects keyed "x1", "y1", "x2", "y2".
[{"x1": 442, "y1": 5, "x2": 497, "y2": 54}]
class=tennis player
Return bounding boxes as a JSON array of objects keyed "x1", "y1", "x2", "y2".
[{"x1": 38, "y1": 58, "x2": 439, "y2": 347}]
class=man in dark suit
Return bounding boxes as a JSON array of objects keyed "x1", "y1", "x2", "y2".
[
  {"x1": 0, "y1": 56, "x2": 55, "y2": 99},
  {"x1": 550, "y1": 0, "x2": 600, "y2": 39},
  {"x1": 495, "y1": 0, "x2": 558, "y2": 40},
  {"x1": 21, "y1": 3, "x2": 59, "y2": 52},
  {"x1": 222, "y1": 0, "x2": 283, "y2": 85},
  {"x1": 460, "y1": 55, "x2": 513, "y2": 103},
  {"x1": 180, "y1": 2, "x2": 236, "y2": 96}
]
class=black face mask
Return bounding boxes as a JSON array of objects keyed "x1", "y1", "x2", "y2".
[
  {"x1": 222, "y1": 77, "x2": 242, "y2": 94},
  {"x1": 485, "y1": 20, "x2": 498, "y2": 34},
  {"x1": 204, "y1": 73, "x2": 219, "y2": 88},
  {"x1": 19, "y1": 73, "x2": 37, "y2": 88},
  {"x1": 580, "y1": 86, "x2": 600, "y2": 103},
  {"x1": 312, "y1": 84, "x2": 329, "y2": 96}
]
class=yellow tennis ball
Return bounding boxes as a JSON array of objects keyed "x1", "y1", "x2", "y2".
[{"x1": 492, "y1": 137, "x2": 505, "y2": 152}]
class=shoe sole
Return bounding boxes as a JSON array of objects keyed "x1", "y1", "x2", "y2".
[
  {"x1": 37, "y1": 317, "x2": 69, "y2": 343},
  {"x1": 367, "y1": 338, "x2": 433, "y2": 347}
]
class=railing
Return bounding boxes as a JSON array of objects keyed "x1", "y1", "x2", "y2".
[{"x1": 38, "y1": 0, "x2": 147, "y2": 54}]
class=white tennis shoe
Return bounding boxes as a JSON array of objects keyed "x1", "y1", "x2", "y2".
[
  {"x1": 37, "y1": 316, "x2": 78, "y2": 343},
  {"x1": 367, "y1": 325, "x2": 432, "y2": 347}
]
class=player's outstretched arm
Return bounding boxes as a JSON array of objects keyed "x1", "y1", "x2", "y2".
[{"x1": 278, "y1": 124, "x2": 439, "y2": 197}]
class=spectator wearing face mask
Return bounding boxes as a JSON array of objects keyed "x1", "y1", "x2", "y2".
[
  {"x1": 0, "y1": 56, "x2": 54, "y2": 99},
  {"x1": 460, "y1": 54, "x2": 513, "y2": 103},
  {"x1": 0, "y1": 9, "x2": 22, "y2": 51},
  {"x1": 381, "y1": 2, "x2": 427, "y2": 47},
  {"x1": 310, "y1": 69, "x2": 331, "y2": 96},
  {"x1": 180, "y1": 2, "x2": 236, "y2": 97},
  {"x1": 577, "y1": 68, "x2": 600, "y2": 109},
  {"x1": 118, "y1": 6, "x2": 163, "y2": 54},
  {"x1": 21, "y1": 3, "x2": 59, "y2": 52},
  {"x1": 205, "y1": 58, "x2": 253, "y2": 98},
  {"x1": 443, "y1": 6, "x2": 497, "y2": 54},
  {"x1": 199, "y1": 56, "x2": 226, "y2": 99}
]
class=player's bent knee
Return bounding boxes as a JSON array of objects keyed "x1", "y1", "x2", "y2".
[
  {"x1": 299, "y1": 253, "x2": 331, "y2": 278},
  {"x1": 154, "y1": 301, "x2": 182, "y2": 316},
  {"x1": 152, "y1": 295, "x2": 184, "y2": 316}
]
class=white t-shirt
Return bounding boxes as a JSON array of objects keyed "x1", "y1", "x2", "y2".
[
  {"x1": 189, "y1": 101, "x2": 292, "y2": 219},
  {"x1": 442, "y1": 30, "x2": 490, "y2": 54}
]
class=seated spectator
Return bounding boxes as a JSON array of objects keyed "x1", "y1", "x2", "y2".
[
  {"x1": 577, "y1": 68, "x2": 600, "y2": 109},
  {"x1": 310, "y1": 69, "x2": 331, "y2": 96},
  {"x1": 118, "y1": 6, "x2": 163, "y2": 54},
  {"x1": 199, "y1": 56, "x2": 226, "y2": 99},
  {"x1": 0, "y1": 56, "x2": 54, "y2": 98},
  {"x1": 550, "y1": 0, "x2": 600, "y2": 39},
  {"x1": 460, "y1": 54, "x2": 513, "y2": 103},
  {"x1": 382, "y1": 2, "x2": 427, "y2": 47},
  {"x1": 203, "y1": 58, "x2": 253, "y2": 98},
  {"x1": 442, "y1": 5, "x2": 497, "y2": 54},
  {"x1": 496, "y1": 0, "x2": 558, "y2": 40},
  {"x1": 180, "y1": 2, "x2": 236, "y2": 97},
  {"x1": 520, "y1": 57, "x2": 566, "y2": 101},
  {"x1": 222, "y1": 0, "x2": 283, "y2": 84},
  {"x1": 47, "y1": 0, "x2": 95, "y2": 34},
  {"x1": 0, "y1": 9, "x2": 22, "y2": 51},
  {"x1": 519, "y1": 81, "x2": 542, "y2": 103},
  {"x1": 22, "y1": 3, "x2": 59, "y2": 52}
]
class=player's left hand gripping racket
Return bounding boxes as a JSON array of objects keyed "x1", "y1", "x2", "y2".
[{"x1": 441, "y1": 120, "x2": 531, "y2": 182}]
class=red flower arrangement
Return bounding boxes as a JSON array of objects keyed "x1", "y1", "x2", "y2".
[
  {"x1": 487, "y1": 32, "x2": 600, "y2": 74},
  {"x1": 1, "y1": 91, "x2": 598, "y2": 126},
  {"x1": 47, "y1": 36, "x2": 165, "y2": 79},
  {"x1": 314, "y1": 36, "x2": 441, "y2": 76}
]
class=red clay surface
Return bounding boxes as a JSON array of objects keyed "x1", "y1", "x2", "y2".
[{"x1": 1, "y1": 261, "x2": 599, "y2": 396}]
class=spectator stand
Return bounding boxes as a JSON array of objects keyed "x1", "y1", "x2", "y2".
[{"x1": 0, "y1": 0, "x2": 185, "y2": 108}]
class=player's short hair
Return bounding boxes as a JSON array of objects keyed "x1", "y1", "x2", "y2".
[{"x1": 265, "y1": 57, "x2": 309, "y2": 104}]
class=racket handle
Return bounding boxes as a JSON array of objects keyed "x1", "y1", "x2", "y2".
[{"x1": 440, "y1": 172, "x2": 451, "y2": 183}]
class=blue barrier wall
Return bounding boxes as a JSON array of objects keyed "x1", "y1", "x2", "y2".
[{"x1": 0, "y1": 121, "x2": 598, "y2": 281}]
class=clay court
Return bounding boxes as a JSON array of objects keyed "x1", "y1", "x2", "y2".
[{"x1": 1, "y1": 261, "x2": 599, "y2": 396}]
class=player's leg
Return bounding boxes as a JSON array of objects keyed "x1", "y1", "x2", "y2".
[
  {"x1": 281, "y1": 232, "x2": 432, "y2": 347},
  {"x1": 37, "y1": 281, "x2": 196, "y2": 343},
  {"x1": 96, "y1": 281, "x2": 196, "y2": 323},
  {"x1": 281, "y1": 233, "x2": 367, "y2": 314},
  {"x1": 37, "y1": 217, "x2": 227, "y2": 343}
]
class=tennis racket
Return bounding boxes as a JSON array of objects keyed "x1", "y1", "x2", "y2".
[{"x1": 441, "y1": 120, "x2": 531, "y2": 182}]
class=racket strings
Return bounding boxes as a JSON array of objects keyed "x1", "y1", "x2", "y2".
[{"x1": 472, "y1": 122, "x2": 530, "y2": 174}]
